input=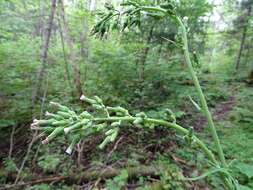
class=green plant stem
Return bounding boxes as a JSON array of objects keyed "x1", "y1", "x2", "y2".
[
  {"x1": 175, "y1": 17, "x2": 235, "y2": 190},
  {"x1": 176, "y1": 17, "x2": 226, "y2": 167},
  {"x1": 92, "y1": 116, "x2": 217, "y2": 164},
  {"x1": 119, "y1": 4, "x2": 227, "y2": 167},
  {"x1": 137, "y1": 7, "x2": 233, "y2": 188},
  {"x1": 138, "y1": 7, "x2": 227, "y2": 167}
]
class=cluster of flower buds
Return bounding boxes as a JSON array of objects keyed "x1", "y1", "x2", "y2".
[
  {"x1": 133, "y1": 112, "x2": 146, "y2": 127},
  {"x1": 31, "y1": 100, "x2": 97, "y2": 154},
  {"x1": 107, "y1": 106, "x2": 130, "y2": 116},
  {"x1": 31, "y1": 95, "x2": 187, "y2": 155},
  {"x1": 31, "y1": 96, "x2": 133, "y2": 154},
  {"x1": 165, "y1": 109, "x2": 176, "y2": 123},
  {"x1": 183, "y1": 127, "x2": 196, "y2": 146},
  {"x1": 80, "y1": 95, "x2": 109, "y2": 115},
  {"x1": 99, "y1": 127, "x2": 119, "y2": 149}
]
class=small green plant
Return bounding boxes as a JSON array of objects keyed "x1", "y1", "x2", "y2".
[
  {"x1": 3, "y1": 158, "x2": 18, "y2": 173},
  {"x1": 105, "y1": 169, "x2": 129, "y2": 190},
  {"x1": 37, "y1": 154, "x2": 61, "y2": 173},
  {"x1": 26, "y1": 184, "x2": 51, "y2": 190}
]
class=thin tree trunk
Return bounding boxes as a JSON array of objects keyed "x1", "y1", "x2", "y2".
[
  {"x1": 235, "y1": 5, "x2": 252, "y2": 70},
  {"x1": 157, "y1": 41, "x2": 163, "y2": 64},
  {"x1": 248, "y1": 63, "x2": 253, "y2": 84},
  {"x1": 138, "y1": 24, "x2": 155, "y2": 82},
  {"x1": 80, "y1": 21, "x2": 89, "y2": 86},
  {"x1": 58, "y1": 0, "x2": 83, "y2": 98},
  {"x1": 57, "y1": 14, "x2": 72, "y2": 89},
  {"x1": 32, "y1": 0, "x2": 57, "y2": 105},
  {"x1": 38, "y1": 0, "x2": 45, "y2": 38}
]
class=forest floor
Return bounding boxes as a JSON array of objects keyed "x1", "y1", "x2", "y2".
[{"x1": 0, "y1": 77, "x2": 253, "y2": 190}]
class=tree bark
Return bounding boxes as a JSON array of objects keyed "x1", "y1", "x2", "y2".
[
  {"x1": 58, "y1": 0, "x2": 83, "y2": 98},
  {"x1": 248, "y1": 63, "x2": 253, "y2": 84},
  {"x1": 235, "y1": 4, "x2": 252, "y2": 70},
  {"x1": 57, "y1": 15, "x2": 72, "y2": 89},
  {"x1": 157, "y1": 41, "x2": 163, "y2": 64},
  {"x1": 32, "y1": 0, "x2": 57, "y2": 105},
  {"x1": 138, "y1": 24, "x2": 155, "y2": 83}
]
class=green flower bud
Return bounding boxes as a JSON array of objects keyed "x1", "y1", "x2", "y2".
[
  {"x1": 92, "y1": 104, "x2": 103, "y2": 110},
  {"x1": 107, "y1": 106, "x2": 128, "y2": 115},
  {"x1": 64, "y1": 122, "x2": 82, "y2": 134},
  {"x1": 81, "y1": 121, "x2": 92, "y2": 130},
  {"x1": 99, "y1": 136, "x2": 111, "y2": 149},
  {"x1": 80, "y1": 95, "x2": 96, "y2": 104},
  {"x1": 111, "y1": 121, "x2": 121, "y2": 127},
  {"x1": 95, "y1": 123, "x2": 107, "y2": 131},
  {"x1": 65, "y1": 135, "x2": 80, "y2": 155},
  {"x1": 31, "y1": 119, "x2": 55, "y2": 127},
  {"x1": 165, "y1": 108, "x2": 173, "y2": 115},
  {"x1": 49, "y1": 102, "x2": 69, "y2": 112},
  {"x1": 188, "y1": 127, "x2": 194, "y2": 139},
  {"x1": 136, "y1": 112, "x2": 146, "y2": 118},
  {"x1": 42, "y1": 127, "x2": 64, "y2": 144},
  {"x1": 184, "y1": 127, "x2": 195, "y2": 145},
  {"x1": 43, "y1": 127, "x2": 55, "y2": 134},
  {"x1": 45, "y1": 112, "x2": 63, "y2": 120},
  {"x1": 116, "y1": 112, "x2": 124, "y2": 116},
  {"x1": 107, "y1": 106, "x2": 117, "y2": 112},
  {"x1": 144, "y1": 121, "x2": 155, "y2": 129},
  {"x1": 105, "y1": 129, "x2": 115, "y2": 135},
  {"x1": 109, "y1": 129, "x2": 119, "y2": 142},
  {"x1": 80, "y1": 111, "x2": 92, "y2": 119},
  {"x1": 165, "y1": 109, "x2": 176, "y2": 123},
  {"x1": 52, "y1": 120, "x2": 68, "y2": 126},
  {"x1": 57, "y1": 111, "x2": 71, "y2": 119},
  {"x1": 133, "y1": 117, "x2": 143, "y2": 125},
  {"x1": 116, "y1": 107, "x2": 129, "y2": 114},
  {"x1": 94, "y1": 96, "x2": 103, "y2": 104},
  {"x1": 64, "y1": 120, "x2": 89, "y2": 134}
]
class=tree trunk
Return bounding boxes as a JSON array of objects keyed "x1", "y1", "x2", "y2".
[
  {"x1": 248, "y1": 63, "x2": 253, "y2": 84},
  {"x1": 235, "y1": 5, "x2": 252, "y2": 70},
  {"x1": 157, "y1": 41, "x2": 163, "y2": 65},
  {"x1": 57, "y1": 15, "x2": 72, "y2": 89},
  {"x1": 32, "y1": 0, "x2": 57, "y2": 105},
  {"x1": 138, "y1": 24, "x2": 155, "y2": 83},
  {"x1": 58, "y1": 0, "x2": 83, "y2": 98}
]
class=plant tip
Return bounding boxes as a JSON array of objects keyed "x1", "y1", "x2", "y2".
[
  {"x1": 80, "y1": 95, "x2": 85, "y2": 100},
  {"x1": 42, "y1": 138, "x2": 49, "y2": 145},
  {"x1": 65, "y1": 147, "x2": 72, "y2": 155},
  {"x1": 64, "y1": 127, "x2": 71, "y2": 134}
]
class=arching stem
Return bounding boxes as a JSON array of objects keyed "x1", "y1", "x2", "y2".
[
  {"x1": 176, "y1": 17, "x2": 226, "y2": 167},
  {"x1": 92, "y1": 116, "x2": 217, "y2": 164}
]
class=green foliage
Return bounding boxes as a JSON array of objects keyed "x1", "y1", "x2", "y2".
[
  {"x1": 2, "y1": 158, "x2": 17, "y2": 173},
  {"x1": 229, "y1": 107, "x2": 253, "y2": 123},
  {"x1": 155, "y1": 155, "x2": 184, "y2": 189},
  {"x1": 235, "y1": 163, "x2": 253, "y2": 179},
  {"x1": 26, "y1": 184, "x2": 51, "y2": 190},
  {"x1": 37, "y1": 154, "x2": 61, "y2": 173},
  {"x1": 0, "y1": 120, "x2": 15, "y2": 129},
  {"x1": 105, "y1": 169, "x2": 129, "y2": 190}
]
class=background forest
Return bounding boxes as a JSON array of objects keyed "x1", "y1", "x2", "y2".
[{"x1": 0, "y1": 0, "x2": 253, "y2": 189}]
